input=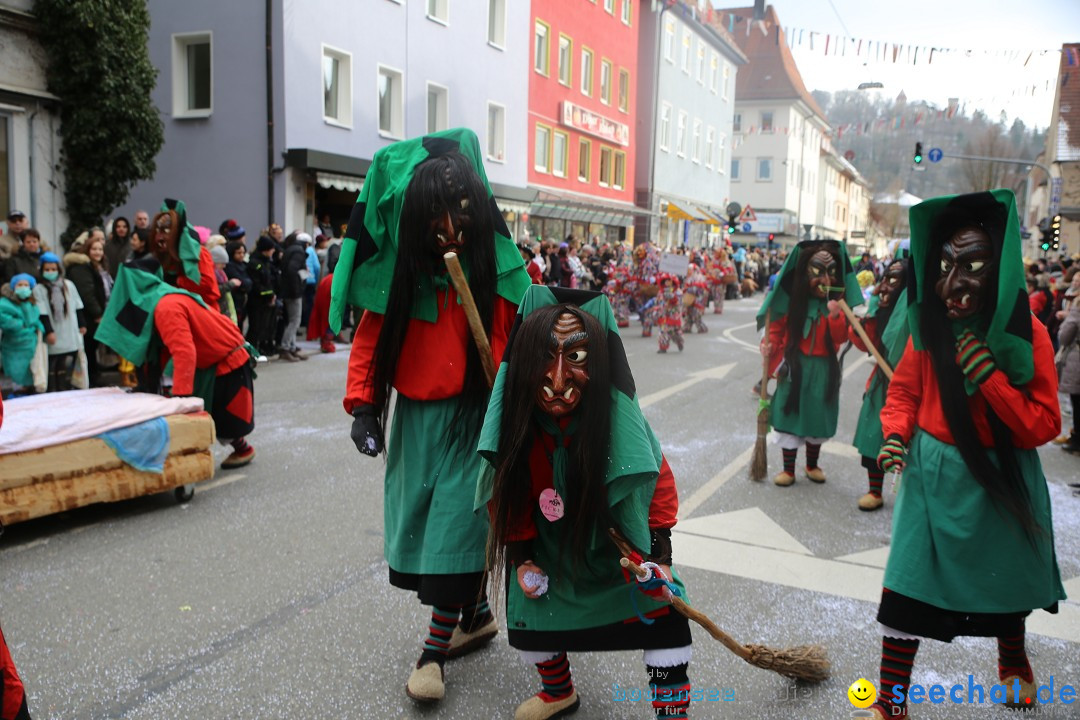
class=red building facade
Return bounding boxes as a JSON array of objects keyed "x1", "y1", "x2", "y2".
[{"x1": 527, "y1": 0, "x2": 639, "y2": 243}]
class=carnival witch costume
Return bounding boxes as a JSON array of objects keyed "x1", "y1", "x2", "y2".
[
  {"x1": 849, "y1": 254, "x2": 910, "y2": 511},
  {"x1": 329, "y1": 128, "x2": 531, "y2": 703},
  {"x1": 868, "y1": 190, "x2": 1066, "y2": 719},
  {"x1": 150, "y1": 198, "x2": 221, "y2": 308},
  {"x1": 478, "y1": 285, "x2": 693, "y2": 720},
  {"x1": 756, "y1": 240, "x2": 862, "y2": 486}
]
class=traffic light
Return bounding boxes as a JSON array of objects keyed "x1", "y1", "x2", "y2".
[
  {"x1": 727, "y1": 214, "x2": 737, "y2": 235},
  {"x1": 1050, "y1": 214, "x2": 1061, "y2": 250},
  {"x1": 767, "y1": 233, "x2": 775, "y2": 242},
  {"x1": 913, "y1": 142, "x2": 923, "y2": 165}
]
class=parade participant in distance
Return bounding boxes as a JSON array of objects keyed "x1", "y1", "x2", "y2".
[
  {"x1": 330, "y1": 128, "x2": 531, "y2": 704},
  {"x1": 757, "y1": 240, "x2": 863, "y2": 486},
  {"x1": 479, "y1": 286, "x2": 692, "y2": 720},
  {"x1": 869, "y1": 190, "x2": 1066, "y2": 719}
]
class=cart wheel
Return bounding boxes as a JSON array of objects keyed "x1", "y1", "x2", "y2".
[{"x1": 174, "y1": 484, "x2": 195, "y2": 503}]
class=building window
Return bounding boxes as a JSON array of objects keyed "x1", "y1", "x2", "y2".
[
  {"x1": 600, "y1": 59, "x2": 612, "y2": 105},
  {"x1": 578, "y1": 138, "x2": 591, "y2": 182},
  {"x1": 613, "y1": 151, "x2": 625, "y2": 190},
  {"x1": 552, "y1": 131, "x2": 569, "y2": 178},
  {"x1": 488, "y1": 0, "x2": 506, "y2": 47},
  {"x1": 604, "y1": 0, "x2": 614, "y2": 14},
  {"x1": 761, "y1": 111, "x2": 774, "y2": 133},
  {"x1": 621, "y1": 0, "x2": 631, "y2": 25},
  {"x1": 618, "y1": 68, "x2": 629, "y2": 113},
  {"x1": 681, "y1": 29, "x2": 691, "y2": 74},
  {"x1": 676, "y1": 111, "x2": 687, "y2": 157},
  {"x1": 487, "y1": 102, "x2": 505, "y2": 162},
  {"x1": 377, "y1": 65, "x2": 404, "y2": 138},
  {"x1": 659, "y1": 103, "x2": 672, "y2": 152},
  {"x1": 426, "y1": 83, "x2": 448, "y2": 134},
  {"x1": 733, "y1": 113, "x2": 741, "y2": 132},
  {"x1": 426, "y1": 0, "x2": 448, "y2": 23},
  {"x1": 534, "y1": 20, "x2": 550, "y2": 76},
  {"x1": 172, "y1": 32, "x2": 212, "y2": 118},
  {"x1": 709, "y1": 53, "x2": 719, "y2": 94},
  {"x1": 558, "y1": 34, "x2": 573, "y2": 86},
  {"x1": 722, "y1": 62, "x2": 731, "y2": 100},
  {"x1": 757, "y1": 157, "x2": 772, "y2": 181},
  {"x1": 322, "y1": 45, "x2": 351, "y2": 127},
  {"x1": 535, "y1": 124, "x2": 551, "y2": 172},
  {"x1": 581, "y1": 47, "x2": 594, "y2": 96},
  {"x1": 704, "y1": 126, "x2": 715, "y2": 169},
  {"x1": 731, "y1": 157, "x2": 740, "y2": 180},
  {"x1": 718, "y1": 133, "x2": 726, "y2": 173},
  {"x1": 691, "y1": 119, "x2": 702, "y2": 163},
  {"x1": 599, "y1": 146, "x2": 612, "y2": 186},
  {"x1": 696, "y1": 42, "x2": 705, "y2": 84},
  {"x1": 663, "y1": 20, "x2": 675, "y2": 63}
]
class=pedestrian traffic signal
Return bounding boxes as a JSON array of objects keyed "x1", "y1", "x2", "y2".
[
  {"x1": 767, "y1": 233, "x2": 775, "y2": 241},
  {"x1": 727, "y1": 214, "x2": 737, "y2": 235},
  {"x1": 1050, "y1": 214, "x2": 1061, "y2": 250},
  {"x1": 913, "y1": 142, "x2": 923, "y2": 164}
]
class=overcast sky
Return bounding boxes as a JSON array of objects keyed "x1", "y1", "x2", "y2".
[{"x1": 721, "y1": 0, "x2": 1080, "y2": 129}]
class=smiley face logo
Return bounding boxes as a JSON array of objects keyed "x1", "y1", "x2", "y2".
[{"x1": 847, "y1": 678, "x2": 876, "y2": 708}]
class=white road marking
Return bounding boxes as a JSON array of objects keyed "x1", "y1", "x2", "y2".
[
  {"x1": 1, "y1": 537, "x2": 50, "y2": 555},
  {"x1": 638, "y1": 363, "x2": 736, "y2": 409},
  {"x1": 721, "y1": 320, "x2": 760, "y2": 354},
  {"x1": 198, "y1": 473, "x2": 247, "y2": 493},
  {"x1": 679, "y1": 445, "x2": 754, "y2": 519},
  {"x1": 675, "y1": 509, "x2": 1080, "y2": 643}
]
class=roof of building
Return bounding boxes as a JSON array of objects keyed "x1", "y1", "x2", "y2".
[
  {"x1": 1054, "y1": 43, "x2": 1080, "y2": 162},
  {"x1": 712, "y1": 5, "x2": 827, "y2": 122}
]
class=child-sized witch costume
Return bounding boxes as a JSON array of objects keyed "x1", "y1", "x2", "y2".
[
  {"x1": 478, "y1": 286, "x2": 692, "y2": 720},
  {"x1": 756, "y1": 240, "x2": 862, "y2": 486},
  {"x1": 329, "y1": 128, "x2": 531, "y2": 703},
  {"x1": 849, "y1": 254, "x2": 910, "y2": 511},
  {"x1": 868, "y1": 190, "x2": 1066, "y2": 719}
]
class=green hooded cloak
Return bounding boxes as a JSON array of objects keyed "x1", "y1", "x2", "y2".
[
  {"x1": 906, "y1": 189, "x2": 1032, "y2": 394},
  {"x1": 755, "y1": 239, "x2": 863, "y2": 332},
  {"x1": 328, "y1": 127, "x2": 531, "y2": 332},
  {"x1": 161, "y1": 198, "x2": 204, "y2": 286},
  {"x1": 476, "y1": 285, "x2": 686, "y2": 632}
]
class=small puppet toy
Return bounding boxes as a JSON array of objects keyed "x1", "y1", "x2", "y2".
[{"x1": 478, "y1": 285, "x2": 693, "y2": 720}]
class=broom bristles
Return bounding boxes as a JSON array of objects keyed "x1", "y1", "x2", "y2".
[
  {"x1": 745, "y1": 643, "x2": 831, "y2": 683},
  {"x1": 749, "y1": 408, "x2": 769, "y2": 481}
]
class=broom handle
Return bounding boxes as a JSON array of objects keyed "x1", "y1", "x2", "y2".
[
  {"x1": 836, "y1": 299, "x2": 893, "y2": 381},
  {"x1": 758, "y1": 310, "x2": 772, "y2": 402},
  {"x1": 620, "y1": 557, "x2": 753, "y2": 663},
  {"x1": 444, "y1": 252, "x2": 497, "y2": 388}
]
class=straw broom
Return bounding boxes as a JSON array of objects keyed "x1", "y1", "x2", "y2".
[
  {"x1": 749, "y1": 309, "x2": 771, "y2": 481},
  {"x1": 609, "y1": 529, "x2": 830, "y2": 683}
]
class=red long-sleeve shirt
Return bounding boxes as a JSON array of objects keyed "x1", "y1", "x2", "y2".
[
  {"x1": 880, "y1": 314, "x2": 1060, "y2": 448},
  {"x1": 343, "y1": 290, "x2": 517, "y2": 413},
  {"x1": 175, "y1": 246, "x2": 221, "y2": 307},
  {"x1": 154, "y1": 293, "x2": 249, "y2": 397},
  {"x1": 766, "y1": 312, "x2": 847, "y2": 377},
  {"x1": 502, "y1": 426, "x2": 679, "y2": 543}
]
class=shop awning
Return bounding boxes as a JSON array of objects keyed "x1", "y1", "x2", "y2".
[
  {"x1": 529, "y1": 189, "x2": 650, "y2": 228},
  {"x1": 665, "y1": 201, "x2": 722, "y2": 225},
  {"x1": 316, "y1": 171, "x2": 364, "y2": 193}
]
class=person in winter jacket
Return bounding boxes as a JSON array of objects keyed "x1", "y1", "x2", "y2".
[
  {"x1": 276, "y1": 232, "x2": 309, "y2": 361},
  {"x1": 33, "y1": 252, "x2": 86, "y2": 391},
  {"x1": 1055, "y1": 274, "x2": 1080, "y2": 454},
  {"x1": 0, "y1": 274, "x2": 44, "y2": 394},
  {"x1": 245, "y1": 236, "x2": 280, "y2": 358},
  {"x1": 224, "y1": 241, "x2": 252, "y2": 329},
  {"x1": 64, "y1": 230, "x2": 111, "y2": 386}
]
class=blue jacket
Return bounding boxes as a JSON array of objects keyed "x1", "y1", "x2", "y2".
[
  {"x1": 305, "y1": 247, "x2": 320, "y2": 285},
  {"x1": 0, "y1": 296, "x2": 43, "y2": 387}
]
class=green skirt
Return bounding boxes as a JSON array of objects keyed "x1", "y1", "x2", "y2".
[
  {"x1": 852, "y1": 374, "x2": 887, "y2": 459},
  {"x1": 383, "y1": 395, "x2": 488, "y2": 576},
  {"x1": 771, "y1": 354, "x2": 839, "y2": 439},
  {"x1": 883, "y1": 431, "x2": 1066, "y2": 614}
]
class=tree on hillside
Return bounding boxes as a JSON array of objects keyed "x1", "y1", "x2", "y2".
[{"x1": 34, "y1": 0, "x2": 164, "y2": 247}]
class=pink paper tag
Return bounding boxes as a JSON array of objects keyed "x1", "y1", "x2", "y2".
[{"x1": 539, "y1": 488, "x2": 564, "y2": 522}]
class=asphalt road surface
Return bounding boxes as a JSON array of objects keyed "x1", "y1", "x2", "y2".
[{"x1": 2, "y1": 297, "x2": 1078, "y2": 719}]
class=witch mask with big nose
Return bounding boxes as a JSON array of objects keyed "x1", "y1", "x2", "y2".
[
  {"x1": 536, "y1": 312, "x2": 590, "y2": 418},
  {"x1": 935, "y1": 226, "x2": 995, "y2": 320},
  {"x1": 429, "y1": 197, "x2": 471, "y2": 257}
]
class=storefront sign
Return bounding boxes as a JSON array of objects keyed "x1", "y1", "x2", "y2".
[{"x1": 560, "y1": 101, "x2": 630, "y2": 147}]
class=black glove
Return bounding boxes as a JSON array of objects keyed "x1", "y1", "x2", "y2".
[{"x1": 351, "y1": 405, "x2": 383, "y2": 457}]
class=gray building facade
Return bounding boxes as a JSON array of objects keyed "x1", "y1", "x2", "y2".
[
  {"x1": 120, "y1": 0, "x2": 531, "y2": 242},
  {"x1": 634, "y1": 2, "x2": 745, "y2": 247}
]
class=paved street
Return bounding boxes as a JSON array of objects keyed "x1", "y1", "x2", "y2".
[{"x1": 2, "y1": 298, "x2": 1079, "y2": 719}]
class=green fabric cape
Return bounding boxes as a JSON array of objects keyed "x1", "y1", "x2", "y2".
[
  {"x1": 755, "y1": 240, "x2": 863, "y2": 331},
  {"x1": 475, "y1": 285, "x2": 663, "y2": 555},
  {"x1": 161, "y1": 198, "x2": 204, "y2": 285},
  {"x1": 906, "y1": 189, "x2": 1032, "y2": 390},
  {"x1": 328, "y1": 127, "x2": 531, "y2": 333},
  {"x1": 96, "y1": 263, "x2": 206, "y2": 365}
]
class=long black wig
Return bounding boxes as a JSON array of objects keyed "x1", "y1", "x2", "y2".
[
  {"x1": 917, "y1": 194, "x2": 1038, "y2": 538},
  {"x1": 486, "y1": 304, "x2": 615, "y2": 581},
  {"x1": 781, "y1": 240, "x2": 843, "y2": 416},
  {"x1": 368, "y1": 151, "x2": 498, "y2": 450}
]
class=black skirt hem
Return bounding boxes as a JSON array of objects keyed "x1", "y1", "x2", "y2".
[
  {"x1": 508, "y1": 607, "x2": 692, "y2": 652},
  {"x1": 876, "y1": 588, "x2": 1055, "y2": 642},
  {"x1": 388, "y1": 568, "x2": 486, "y2": 606}
]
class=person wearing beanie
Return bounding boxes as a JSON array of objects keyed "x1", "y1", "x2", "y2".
[
  {"x1": 246, "y1": 236, "x2": 280, "y2": 358},
  {"x1": 0, "y1": 273, "x2": 44, "y2": 395},
  {"x1": 224, "y1": 241, "x2": 251, "y2": 330},
  {"x1": 210, "y1": 245, "x2": 237, "y2": 322},
  {"x1": 33, "y1": 252, "x2": 87, "y2": 391}
]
